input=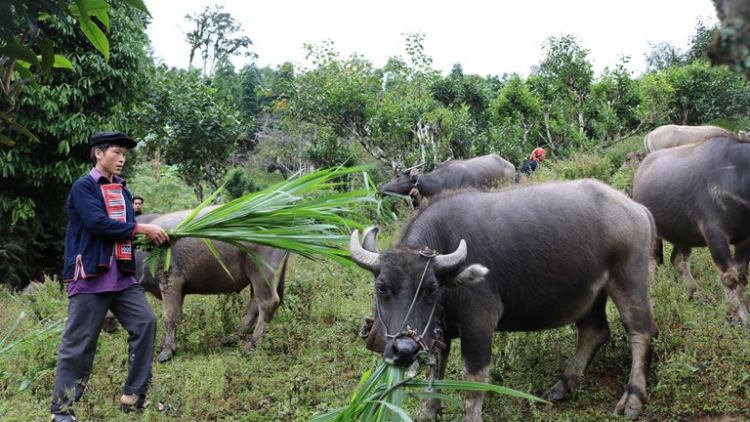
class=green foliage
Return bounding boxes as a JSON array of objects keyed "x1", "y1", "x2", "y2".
[
  {"x1": 0, "y1": 4, "x2": 152, "y2": 286},
  {"x1": 0, "y1": 0, "x2": 150, "y2": 142},
  {"x1": 708, "y1": 13, "x2": 750, "y2": 81},
  {"x1": 660, "y1": 60, "x2": 750, "y2": 125},
  {"x1": 132, "y1": 66, "x2": 250, "y2": 201},
  {"x1": 539, "y1": 34, "x2": 594, "y2": 136},
  {"x1": 142, "y1": 165, "x2": 379, "y2": 273},
  {"x1": 531, "y1": 152, "x2": 611, "y2": 183},
  {"x1": 636, "y1": 72, "x2": 676, "y2": 126},
  {"x1": 644, "y1": 40, "x2": 686, "y2": 72},
  {"x1": 223, "y1": 166, "x2": 261, "y2": 201},
  {"x1": 126, "y1": 164, "x2": 198, "y2": 214},
  {"x1": 488, "y1": 74, "x2": 543, "y2": 162},
  {"x1": 588, "y1": 57, "x2": 641, "y2": 142},
  {"x1": 311, "y1": 362, "x2": 545, "y2": 422},
  {"x1": 429, "y1": 63, "x2": 491, "y2": 131}
]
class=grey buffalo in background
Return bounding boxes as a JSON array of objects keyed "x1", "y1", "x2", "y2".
[
  {"x1": 643, "y1": 125, "x2": 739, "y2": 152},
  {"x1": 351, "y1": 180, "x2": 658, "y2": 421},
  {"x1": 137, "y1": 209, "x2": 289, "y2": 362},
  {"x1": 379, "y1": 154, "x2": 515, "y2": 205},
  {"x1": 633, "y1": 136, "x2": 750, "y2": 322}
]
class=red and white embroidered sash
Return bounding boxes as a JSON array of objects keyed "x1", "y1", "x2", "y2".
[{"x1": 101, "y1": 184, "x2": 132, "y2": 260}]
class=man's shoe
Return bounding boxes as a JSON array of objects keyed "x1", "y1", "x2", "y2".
[{"x1": 50, "y1": 413, "x2": 79, "y2": 422}]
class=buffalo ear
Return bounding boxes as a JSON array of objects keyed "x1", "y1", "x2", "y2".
[{"x1": 440, "y1": 264, "x2": 489, "y2": 288}]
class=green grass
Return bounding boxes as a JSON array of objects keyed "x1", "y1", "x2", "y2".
[
  {"x1": 2, "y1": 243, "x2": 748, "y2": 421},
  {"x1": 2, "y1": 146, "x2": 749, "y2": 421}
]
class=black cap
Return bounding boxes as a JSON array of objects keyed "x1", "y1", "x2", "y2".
[{"x1": 89, "y1": 131, "x2": 137, "y2": 149}]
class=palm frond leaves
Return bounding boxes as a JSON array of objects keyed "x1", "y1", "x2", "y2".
[
  {"x1": 139, "y1": 165, "x2": 379, "y2": 273},
  {"x1": 309, "y1": 362, "x2": 548, "y2": 422}
]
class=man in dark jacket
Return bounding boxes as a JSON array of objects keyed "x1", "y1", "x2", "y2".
[{"x1": 48, "y1": 131, "x2": 169, "y2": 422}]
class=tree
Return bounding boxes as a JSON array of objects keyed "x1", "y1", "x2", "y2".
[
  {"x1": 1, "y1": 4, "x2": 153, "y2": 287},
  {"x1": 133, "y1": 67, "x2": 249, "y2": 202},
  {"x1": 288, "y1": 40, "x2": 380, "y2": 168},
  {"x1": 539, "y1": 35, "x2": 593, "y2": 137},
  {"x1": 1, "y1": 0, "x2": 150, "y2": 146},
  {"x1": 636, "y1": 72, "x2": 676, "y2": 127},
  {"x1": 685, "y1": 19, "x2": 719, "y2": 63},
  {"x1": 707, "y1": 0, "x2": 750, "y2": 81},
  {"x1": 661, "y1": 61, "x2": 750, "y2": 125},
  {"x1": 589, "y1": 56, "x2": 641, "y2": 143},
  {"x1": 644, "y1": 41, "x2": 684, "y2": 72},
  {"x1": 184, "y1": 5, "x2": 254, "y2": 77},
  {"x1": 489, "y1": 74, "x2": 543, "y2": 160}
]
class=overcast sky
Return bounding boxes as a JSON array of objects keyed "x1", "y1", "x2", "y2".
[{"x1": 144, "y1": 0, "x2": 718, "y2": 77}]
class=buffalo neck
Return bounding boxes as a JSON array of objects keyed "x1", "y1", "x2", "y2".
[{"x1": 415, "y1": 173, "x2": 441, "y2": 196}]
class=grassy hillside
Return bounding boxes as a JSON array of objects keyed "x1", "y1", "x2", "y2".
[{"x1": 1, "y1": 144, "x2": 749, "y2": 421}]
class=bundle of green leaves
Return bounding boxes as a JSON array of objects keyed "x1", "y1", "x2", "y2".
[
  {"x1": 137, "y1": 165, "x2": 378, "y2": 275},
  {"x1": 310, "y1": 361, "x2": 548, "y2": 422}
]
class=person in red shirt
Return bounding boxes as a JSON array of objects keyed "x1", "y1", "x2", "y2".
[{"x1": 516, "y1": 147, "x2": 546, "y2": 182}]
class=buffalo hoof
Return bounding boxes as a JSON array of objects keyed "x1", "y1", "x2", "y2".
[
  {"x1": 417, "y1": 397, "x2": 441, "y2": 421},
  {"x1": 241, "y1": 338, "x2": 259, "y2": 353},
  {"x1": 686, "y1": 285, "x2": 698, "y2": 301},
  {"x1": 614, "y1": 390, "x2": 644, "y2": 420},
  {"x1": 221, "y1": 336, "x2": 238, "y2": 347},
  {"x1": 542, "y1": 376, "x2": 575, "y2": 402},
  {"x1": 157, "y1": 349, "x2": 174, "y2": 363}
]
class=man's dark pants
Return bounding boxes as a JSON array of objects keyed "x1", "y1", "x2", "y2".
[{"x1": 50, "y1": 284, "x2": 157, "y2": 414}]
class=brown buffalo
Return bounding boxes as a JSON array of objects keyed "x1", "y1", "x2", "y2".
[
  {"x1": 138, "y1": 208, "x2": 289, "y2": 362},
  {"x1": 633, "y1": 136, "x2": 750, "y2": 322}
]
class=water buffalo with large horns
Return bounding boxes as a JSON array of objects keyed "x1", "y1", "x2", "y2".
[
  {"x1": 351, "y1": 179, "x2": 658, "y2": 421},
  {"x1": 644, "y1": 124, "x2": 738, "y2": 152},
  {"x1": 633, "y1": 136, "x2": 750, "y2": 322},
  {"x1": 379, "y1": 154, "x2": 515, "y2": 204},
  {"x1": 137, "y1": 208, "x2": 289, "y2": 362}
]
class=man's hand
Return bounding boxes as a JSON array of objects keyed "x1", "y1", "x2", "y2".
[{"x1": 136, "y1": 223, "x2": 170, "y2": 245}]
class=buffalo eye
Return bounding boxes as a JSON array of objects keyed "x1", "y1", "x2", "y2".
[
  {"x1": 423, "y1": 284, "x2": 439, "y2": 297},
  {"x1": 375, "y1": 282, "x2": 390, "y2": 297}
]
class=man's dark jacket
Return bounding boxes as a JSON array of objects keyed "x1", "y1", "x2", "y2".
[{"x1": 63, "y1": 173, "x2": 138, "y2": 282}]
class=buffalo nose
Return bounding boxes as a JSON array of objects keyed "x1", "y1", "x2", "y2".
[{"x1": 383, "y1": 337, "x2": 420, "y2": 367}]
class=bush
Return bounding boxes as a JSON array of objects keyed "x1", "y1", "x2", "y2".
[
  {"x1": 127, "y1": 164, "x2": 198, "y2": 214},
  {"x1": 223, "y1": 167, "x2": 262, "y2": 201},
  {"x1": 531, "y1": 152, "x2": 611, "y2": 182}
]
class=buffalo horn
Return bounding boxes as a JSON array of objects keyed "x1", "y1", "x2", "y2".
[
  {"x1": 362, "y1": 226, "x2": 380, "y2": 253},
  {"x1": 350, "y1": 229, "x2": 380, "y2": 271},
  {"x1": 433, "y1": 240, "x2": 468, "y2": 274}
]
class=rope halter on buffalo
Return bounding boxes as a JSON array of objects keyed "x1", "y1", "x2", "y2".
[{"x1": 375, "y1": 246, "x2": 447, "y2": 364}]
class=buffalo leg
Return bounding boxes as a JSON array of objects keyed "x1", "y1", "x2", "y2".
[
  {"x1": 462, "y1": 365, "x2": 490, "y2": 422},
  {"x1": 703, "y1": 227, "x2": 748, "y2": 322},
  {"x1": 543, "y1": 294, "x2": 609, "y2": 402},
  {"x1": 670, "y1": 245, "x2": 697, "y2": 299},
  {"x1": 418, "y1": 340, "x2": 452, "y2": 422},
  {"x1": 242, "y1": 273, "x2": 281, "y2": 353},
  {"x1": 609, "y1": 258, "x2": 657, "y2": 420},
  {"x1": 157, "y1": 278, "x2": 184, "y2": 363},
  {"x1": 730, "y1": 239, "x2": 750, "y2": 322},
  {"x1": 237, "y1": 296, "x2": 260, "y2": 338},
  {"x1": 459, "y1": 328, "x2": 494, "y2": 422},
  {"x1": 654, "y1": 237, "x2": 664, "y2": 266}
]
